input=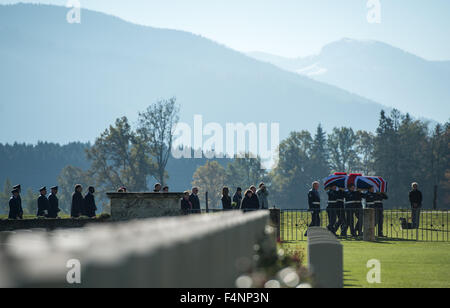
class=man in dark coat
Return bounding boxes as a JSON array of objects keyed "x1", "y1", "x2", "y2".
[
  {"x1": 47, "y1": 186, "x2": 61, "y2": 218},
  {"x1": 37, "y1": 186, "x2": 49, "y2": 217},
  {"x1": 84, "y1": 186, "x2": 97, "y2": 218},
  {"x1": 71, "y1": 184, "x2": 84, "y2": 218},
  {"x1": 181, "y1": 191, "x2": 193, "y2": 215},
  {"x1": 409, "y1": 182, "x2": 423, "y2": 229},
  {"x1": 8, "y1": 189, "x2": 22, "y2": 220},
  {"x1": 189, "y1": 187, "x2": 201, "y2": 214},
  {"x1": 13, "y1": 185, "x2": 23, "y2": 219}
]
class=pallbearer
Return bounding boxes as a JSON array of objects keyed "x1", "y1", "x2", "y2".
[
  {"x1": 344, "y1": 184, "x2": 363, "y2": 237},
  {"x1": 12, "y1": 184, "x2": 23, "y2": 219},
  {"x1": 375, "y1": 191, "x2": 388, "y2": 237},
  {"x1": 84, "y1": 186, "x2": 97, "y2": 218},
  {"x1": 326, "y1": 185, "x2": 339, "y2": 235},
  {"x1": 335, "y1": 187, "x2": 346, "y2": 236},
  {"x1": 8, "y1": 188, "x2": 22, "y2": 220},
  {"x1": 37, "y1": 186, "x2": 49, "y2": 217},
  {"x1": 47, "y1": 186, "x2": 61, "y2": 218}
]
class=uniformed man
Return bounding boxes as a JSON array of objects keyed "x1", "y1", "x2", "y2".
[
  {"x1": 84, "y1": 186, "x2": 97, "y2": 218},
  {"x1": 37, "y1": 186, "x2": 49, "y2": 217},
  {"x1": 189, "y1": 187, "x2": 201, "y2": 214},
  {"x1": 47, "y1": 186, "x2": 61, "y2": 218},
  {"x1": 344, "y1": 184, "x2": 363, "y2": 237},
  {"x1": 308, "y1": 181, "x2": 321, "y2": 228},
  {"x1": 12, "y1": 184, "x2": 23, "y2": 219},
  {"x1": 326, "y1": 185, "x2": 339, "y2": 235},
  {"x1": 8, "y1": 188, "x2": 22, "y2": 220},
  {"x1": 335, "y1": 188, "x2": 347, "y2": 236},
  {"x1": 375, "y1": 191, "x2": 388, "y2": 237}
]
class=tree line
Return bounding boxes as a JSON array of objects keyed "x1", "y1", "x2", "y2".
[
  {"x1": 1, "y1": 103, "x2": 448, "y2": 214},
  {"x1": 193, "y1": 110, "x2": 449, "y2": 209}
]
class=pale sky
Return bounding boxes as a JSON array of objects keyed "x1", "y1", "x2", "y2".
[{"x1": 1, "y1": 0, "x2": 450, "y2": 60}]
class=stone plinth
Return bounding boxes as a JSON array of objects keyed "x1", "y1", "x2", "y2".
[
  {"x1": 363, "y1": 208, "x2": 376, "y2": 242},
  {"x1": 106, "y1": 192, "x2": 184, "y2": 221}
]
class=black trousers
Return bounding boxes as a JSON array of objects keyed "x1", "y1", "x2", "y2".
[
  {"x1": 309, "y1": 208, "x2": 321, "y2": 227},
  {"x1": 344, "y1": 207, "x2": 363, "y2": 236},
  {"x1": 327, "y1": 207, "x2": 338, "y2": 232},
  {"x1": 354, "y1": 207, "x2": 363, "y2": 235},
  {"x1": 335, "y1": 205, "x2": 346, "y2": 234},
  {"x1": 375, "y1": 206, "x2": 384, "y2": 235}
]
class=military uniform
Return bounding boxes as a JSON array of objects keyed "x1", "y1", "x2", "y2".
[
  {"x1": 8, "y1": 191, "x2": 21, "y2": 220},
  {"x1": 13, "y1": 185, "x2": 23, "y2": 219},
  {"x1": 326, "y1": 189, "x2": 339, "y2": 234},
  {"x1": 344, "y1": 190, "x2": 363, "y2": 237},
  {"x1": 37, "y1": 188, "x2": 49, "y2": 217},
  {"x1": 308, "y1": 189, "x2": 321, "y2": 227},
  {"x1": 48, "y1": 187, "x2": 60, "y2": 218},
  {"x1": 374, "y1": 193, "x2": 388, "y2": 236},
  {"x1": 335, "y1": 189, "x2": 346, "y2": 235}
]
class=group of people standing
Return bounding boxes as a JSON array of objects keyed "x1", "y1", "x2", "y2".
[
  {"x1": 7, "y1": 184, "x2": 97, "y2": 219},
  {"x1": 308, "y1": 181, "x2": 424, "y2": 237},
  {"x1": 181, "y1": 183, "x2": 270, "y2": 214}
]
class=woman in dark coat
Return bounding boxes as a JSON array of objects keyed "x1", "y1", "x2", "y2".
[
  {"x1": 241, "y1": 190, "x2": 258, "y2": 212},
  {"x1": 71, "y1": 184, "x2": 84, "y2": 218},
  {"x1": 84, "y1": 186, "x2": 97, "y2": 218},
  {"x1": 221, "y1": 187, "x2": 232, "y2": 211},
  {"x1": 249, "y1": 186, "x2": 260, "y2": 210}
]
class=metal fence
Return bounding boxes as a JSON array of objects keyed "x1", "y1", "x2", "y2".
[{"x1": 280, "y1": 208, "x2": 449, "y2": 242}]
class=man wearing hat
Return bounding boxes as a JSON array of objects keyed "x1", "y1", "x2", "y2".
[
  {"x1": 47, "y1": 186, "x2": 61, "y2": 219},
  {"x1": 84, "y1": 186, "x2": 97, "y2": 218},
  {"x1": 37, "y1": 186, "x2": 49, "y2": 217},
  {"x1": 8, "y1": 188, "x2": 22, "y2": 220},
  {"x1": 12, "y1": 185, "x2": 24, "y2": 219}
]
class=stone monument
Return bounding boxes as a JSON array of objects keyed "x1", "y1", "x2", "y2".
[{"x1": 106, "y1": 192, "x2": 185, "y2": 221}]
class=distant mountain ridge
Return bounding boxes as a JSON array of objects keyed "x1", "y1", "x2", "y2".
[
  {"x1": 1, "y1": 4, "x2": 387, "y2": 144},
  {"x1": 248, "y1": 38, "x2": 450, "y2": 123}
]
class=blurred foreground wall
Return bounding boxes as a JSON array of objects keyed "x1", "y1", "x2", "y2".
[{"x1": 0, "y1": 211, "x2": 273, "y2": 288}]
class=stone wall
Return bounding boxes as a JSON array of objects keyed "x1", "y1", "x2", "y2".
[
  {"x1": 0, "y1": 210, "x2": 273, "y2": 288},
  {"x1": 107, "y1": 192, "x2": 185, "y2": 221}
]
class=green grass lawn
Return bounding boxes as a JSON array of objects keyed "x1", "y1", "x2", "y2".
[{"x1": 284, "y1": 240, "x2": 450, "y2": 288}]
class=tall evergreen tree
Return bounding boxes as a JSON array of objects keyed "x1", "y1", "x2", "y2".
[{"x1": 310, "y1": 124, "x2": 330, "y2": 178}]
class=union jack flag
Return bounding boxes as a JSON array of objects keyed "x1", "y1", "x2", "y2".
[{"x1": 323, "y1": 173, "x2": 388, "y2": 192}]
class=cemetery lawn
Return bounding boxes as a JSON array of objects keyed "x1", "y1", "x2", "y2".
[{"x1": 284, "y1": 240, "x2": 450, "y2": 288}]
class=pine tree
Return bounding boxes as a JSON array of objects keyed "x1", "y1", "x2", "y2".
[{"x1": 310, "y1": 124, "x2": 330, "y2": 178}]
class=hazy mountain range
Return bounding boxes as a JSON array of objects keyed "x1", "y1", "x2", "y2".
[
  {"x1": 0, "y1": 4, "x2": 404, "y2": 144},
  {"x1": 248, "y1": 39, "x2": 450, "y2": 123}
]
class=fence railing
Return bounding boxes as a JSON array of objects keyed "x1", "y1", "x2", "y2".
[{"x1": 280, "y1": 208, "x2": 449, "y2": 242}]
